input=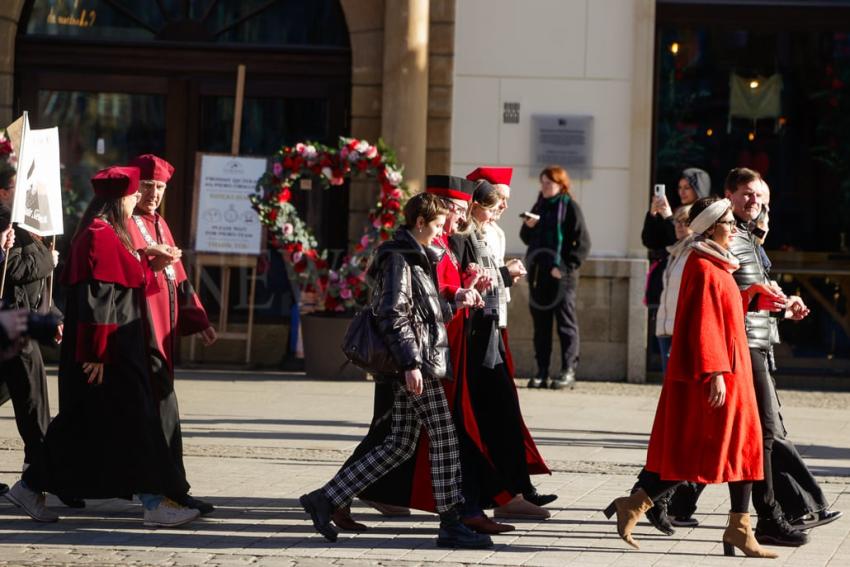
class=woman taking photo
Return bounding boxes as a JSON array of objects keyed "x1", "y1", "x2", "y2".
[
  {"x1": 605, "y1": 196, "x2": 784, "y2": 559},
  {"x1": 520, "y1": 165, "x2": 590, "y2": 389},
  {"x1": 6, "y1": 166, "x2": 198, "y2": 528},
  {"x1": 300, "y1": 192, "x2": 491, "y2": 550}
]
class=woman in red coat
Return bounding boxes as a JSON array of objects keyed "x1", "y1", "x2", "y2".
[{"x1": 605, "y1": 196, "x2": 783, "y2": 559}]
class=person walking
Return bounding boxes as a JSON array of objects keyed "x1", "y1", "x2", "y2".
[
  {"x1": 520, "y1": 165, "x2": 590, "y2": 389},
  {"x1": 5, "y1": 166, "x2": 199, "y2": 528},
  {"x1": 127, "y1": 153, "x2": 217, "y2": 516},
  {"x1": 725, "y1": 169, "x2": 840, "y2": 545},
  {"x1": 299, "y1": 192, "x2": 492, "y2": 549},
  {"x1": 605, "y1": 196, "x2": 781, "y2": 558},
  {"x1": 0, "y1": 158, "x2": 62, "y2": 512},
  {"x1": 451, "y1": 179, "x2": 552, "y2": 528}
]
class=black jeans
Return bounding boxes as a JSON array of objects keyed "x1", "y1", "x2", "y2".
[
  {"x1": 750, "y1": 347, "x2": 785, "y2": 520},
  {"x1": 0, "y1": 340, "x2": 50, "y2": 489},
  {"x1": 750, "y1": 347, "x2": 828, "y2": 521},
  {"x1": 529, "y1": 268, "x2": 579, "y2": 373},
  {"x1": 641, "y1": 470, "x2": 751, "y2": 514}
]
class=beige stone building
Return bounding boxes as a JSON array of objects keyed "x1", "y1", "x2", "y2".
[{"x1": 3, "y1": 0, "x2": 848, "y2": 379}]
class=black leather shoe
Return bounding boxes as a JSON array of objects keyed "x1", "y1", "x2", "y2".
[
  {"x1": 300, "y1": 489, "x2": 338, "y2": 542},
  {"x1": 755, "y1": 515, "x2": 809, "y2": 547},
  {"x1": 525, "y1": 490, "x2": 558, "y2": 507},
  {"x1": 437, "y1": 515, "x2": 494, "y2": 549},
  {"x1": 528, "y1": 370, "x2": 548, "y2": 389},
  {"x1": 58, "y1": 495, "x2": 86, "y2": 509},
  {"x1": 175, "y1": 494, "x2": 215, "y2": 516},
  {"x1": 646, "y1": 500, "x2": 675, "y2": 536},
  {"x1": 792, "y1": 509, "x2": 843, "y2": 530},
  {"x1": 670, "y1": 515, "x2": 699, "y2": 527},
  {"x1": 551, "y1": 368, "x2": 576, "y2": 390}
]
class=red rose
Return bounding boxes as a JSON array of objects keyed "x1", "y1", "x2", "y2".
[
  {"x1": 0, "y1": 139, "x2": 12, "y2": 155},
  {"x1": 278, "y1": 187, "x2": 291, "y2": 203},
  {"x1": 380, "y1": 230, "x2": 390, "y2": 241},
  {"x1": 385, "y1": 199, "x2": 401, "y2": 211},
  {"x1": 356, "y1": 160, "x2": 368, "y2": 171},
  {"x1": 268, "y1": 209, "x2": 278, "y2": 222},
  {"x1": 347, "y1": 276, "x2": 360, "y2": 287},
  {"x1": 325, "y1": 296, "x2": 339, "y2": 311}
]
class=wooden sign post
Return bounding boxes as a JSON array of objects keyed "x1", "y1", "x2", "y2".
[{"x1": 188, "y1": 64, "x2": 261, "y2": 365}]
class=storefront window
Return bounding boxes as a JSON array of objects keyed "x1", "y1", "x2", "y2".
[
  {"x1": 25, "y1": 0, "x2": 348, "y2": 46},
  {"x1": 654, "y1": 7, "x2": 850, "y2": 364},
  {"x1": 37, "y1": 90, "x2": 165, "y2": 221}
]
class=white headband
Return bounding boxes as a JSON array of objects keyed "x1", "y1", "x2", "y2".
[{"x1": 689, "y1": 198, "x2": 732, "y2": 235}]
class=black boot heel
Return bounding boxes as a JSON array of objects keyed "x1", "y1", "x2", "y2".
[
  {"x1": 603, "y1": 501, "x2": 616, "y2": 519},
  {"x1": 723, "y1": 542, "x2": 735, "y2": 556}
]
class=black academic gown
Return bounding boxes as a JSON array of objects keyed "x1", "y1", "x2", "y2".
[{"x1": 24, "y1": 218, "x2": 189, "y2": 499}]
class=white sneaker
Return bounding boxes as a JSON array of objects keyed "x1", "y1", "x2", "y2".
[
  {"x1": 4, "y1": 480, "x2": 60, "y2": 522},
  {"x1": 143, "y1": 498, "x2": 201, "y2": 528}
]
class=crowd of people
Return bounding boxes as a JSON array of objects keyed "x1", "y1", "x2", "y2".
[
  {"x1": 0, "y1": 153, "x2": 843, "y2": 557},
  {"x1": 1, "y1": 155, "x2": 217, "y2": 528}
]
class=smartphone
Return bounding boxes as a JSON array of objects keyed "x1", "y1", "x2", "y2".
[
  {"x1": 653, "y1": 184, "x2": 665, "y2": 198},
  {"x1": 519, "y1": 211, "x2": 540, "y2": 221}
]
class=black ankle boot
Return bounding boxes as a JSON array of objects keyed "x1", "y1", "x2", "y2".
[
  {"x1": 645, "y1": 498, "x2": 675, "y2": 536},
  {"x1": 438, "y1": 507, "x2": 494, "y2": 548},
  {"x1": 528, "y1": 369, "x2": 549, "y2": 389},
  {"x1": 300, "y1": 489, "x2": 338, "y2": 542},
  {"x1": 551, "y1": 368, "x2": 576, "y2": 390}
]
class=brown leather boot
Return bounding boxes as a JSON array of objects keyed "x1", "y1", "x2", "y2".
[
  {"x1": 723, "y1": 512, "x2": 778, "y2": 558},
  {"x1": 603, "y1": 488, "x2": 654, "y2": 549}
]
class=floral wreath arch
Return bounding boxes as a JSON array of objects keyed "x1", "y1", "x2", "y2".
[{"x1": 251, "y1": 137, "x2": 408, "y2": 312}]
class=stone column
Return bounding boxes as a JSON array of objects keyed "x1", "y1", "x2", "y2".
[{"x1": 381, "y1": 0, "x2": 429, "y2": 194}]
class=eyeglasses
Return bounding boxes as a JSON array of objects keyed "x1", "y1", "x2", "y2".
[{"x1": 445, "y1": 201, "x2": 468, "y2": 217}]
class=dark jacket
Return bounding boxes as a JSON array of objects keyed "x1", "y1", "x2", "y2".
[
  {"x1": 520, "y1": 194, "x2": 591, "y2": 273},
  {"x1": 2, "y1": 226, "x2": 56, "y2": 314},
  {"x1": 728, "y1": 217, "x2": 776, "y2": 351},
  {"x1": 641, "y1": 212, "x2": 677, "y2": 305},
  {"x1": 367, "y1": 228, "x2": 452, "y2": 381}
]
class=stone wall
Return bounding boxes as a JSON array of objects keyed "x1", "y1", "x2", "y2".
[{"x1": 506, "y1": 257, "x2": 648, "y2": 382}]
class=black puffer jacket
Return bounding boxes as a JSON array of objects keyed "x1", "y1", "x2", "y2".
[
  {"x1": 367, "y1": 228, "x2": 452, "y2": 381},
  {"x1": 1, "y1": 225, "x2": 56, "y2": 314},
  {"x1": 729, "y1": 217, "x2": 774, "y2": 350}
]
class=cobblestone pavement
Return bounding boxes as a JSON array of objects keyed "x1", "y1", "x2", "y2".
[{"x1": 1, "y1": 370, "x2": 849, "y2": 566}]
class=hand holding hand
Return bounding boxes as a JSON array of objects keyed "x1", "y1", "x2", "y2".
[
  {"x1": 747, "y1": 283, "x2": 787, "y2": 312},
  {"x1": 785, "y1": 295, "x2": 810, "y2": 321},
  {"x1": 83, "y1": 362, "x2": 104, "y2": 385},
  {"x1": 405, "y1": 368, "x2": 423, "y2": 396},
  {"x1": 708, "y1": 373, "x2": 726, "y2": 408},
  {"x1": 455, "y1": 288, "x2": 484, "y2": 309}
]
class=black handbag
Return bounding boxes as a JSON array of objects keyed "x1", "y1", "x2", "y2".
[{"x1": 340, "y1": 267, "x2": 411, "y2": 375}]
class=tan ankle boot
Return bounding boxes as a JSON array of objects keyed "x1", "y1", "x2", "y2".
[
  {"x1": 603, "y1": 488, "x2": 654, "y2": 549},
  {"x1": 722, "y1": 512, "x2": 778, "y2": 558}
]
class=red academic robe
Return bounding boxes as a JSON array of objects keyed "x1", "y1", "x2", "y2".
[
  {"x1": 645, "y1": 251, "x2": 764, "y2": 484},
  {"x1": 40, "y1": 218, "x2": 189, "y2": 499},
  {"x1": 352, "y1": 231, "x2": 548, "y2": 512},
  {"x1": 128, "y1": 212, "x2": 210, "y2": 373}
]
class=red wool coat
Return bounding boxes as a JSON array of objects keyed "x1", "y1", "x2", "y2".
[{"x1": 645, "y1": 251, "x2": 764, "y2": 484}]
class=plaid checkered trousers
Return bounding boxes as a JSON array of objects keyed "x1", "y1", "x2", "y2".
[{"x1": 322, "y1": 375, "x2": 463, "y2": 513}]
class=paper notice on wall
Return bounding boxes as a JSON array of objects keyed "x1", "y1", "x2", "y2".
[
  {"x1": 11, "y1": 115, "x2": 64, "y2": 237},
  {"x1": 194, "y1": 154, "x2": 266, "y2": 256}
]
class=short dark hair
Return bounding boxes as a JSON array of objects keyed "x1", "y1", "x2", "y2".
[
  {"x1": 403, "y1": 192, "x2": 449, "y2": 229},
  {"x1": 724, "y1": 167, "x2": 760, "y2": 194}
]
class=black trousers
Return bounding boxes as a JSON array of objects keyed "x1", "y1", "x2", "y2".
[
  {"x1": 635, "y1": 467, "x2": 706, "y2": 518},
  {"x1": 529, "y1": 269, "x2": 579, "y2": 373},
  {"x1": 0, "y1": 340, "x2": 50, "y2": 486},
  {"x1": 640, "y1": 470, "x2": 751, "y2": 514},
  {"x1": 750, "y1": 347, "x2": 827, "y2": 521}
]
